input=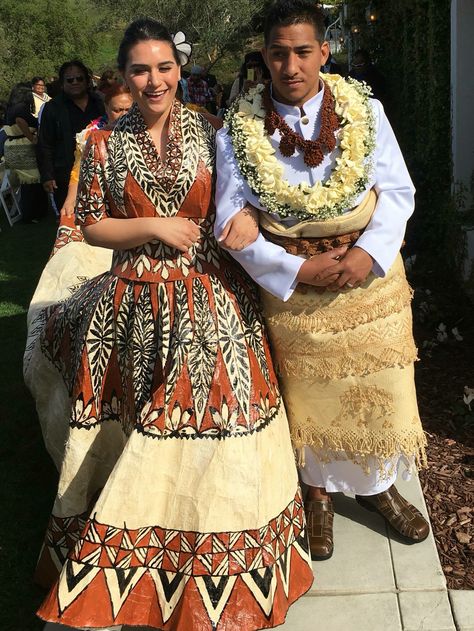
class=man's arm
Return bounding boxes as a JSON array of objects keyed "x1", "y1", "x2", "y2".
[
  {"x1": 215, "y1": 129, "x2": 344, "y2": 300},
  {"x1": 216, "y1": 128, "x2": 305, "y2": 301},
  {"x1": 354, "y1": 99, "x2": 416, "y2": 277}
]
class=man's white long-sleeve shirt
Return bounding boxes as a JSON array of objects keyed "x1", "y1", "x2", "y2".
[{"x1": 215, "y1": 81, "x2": 415, "y2": 301}]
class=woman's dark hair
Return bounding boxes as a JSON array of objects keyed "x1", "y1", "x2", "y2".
[
  {"x1": 58, "y1": 60, "x2": 93, "y2": 90},
  {"x1": 6, "y1": 82, "x2": 34, "y2": 117},
  {"x1": 31, "y1": 76, "x2": 45, "y2": 86},
  {"x1": 238, "y1": 51, "x2": 270, "y2": 91},
  {"x1": 263, "y1": 0, "x2": 326, "y2": 45},
  {"x1": 117, "y1": 18, "x2": 181, "y2": 71}
]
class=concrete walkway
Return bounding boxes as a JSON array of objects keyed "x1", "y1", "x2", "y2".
[{"x1": 281, "y1": 473, "x2": 474, "y2": 631}]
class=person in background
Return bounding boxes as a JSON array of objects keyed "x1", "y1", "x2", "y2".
[
  {"x1": 31, "y1": 76, "x2": 51, "y2": 118},
  {"x1": 97, "y1": 68, "x2": 118, "y2": 99},
  {"x1": 3, "y1": 83, "x2": 48, "y2": 222},
  {"x1": 61, "y1": 82, "x2": 133, "y2": 217},
  {"x1": 37, "y1": 59, "x2": 105, "y2": 212},
  {"x1": 186, "y1": 64, "x2": 212, "y2": 108},
  {"x1": 348, "y1": 48, "x2": 386, "y2": 102},
  {"x1": 227, "y1": 51, "x2": 270, "y2": 106}
]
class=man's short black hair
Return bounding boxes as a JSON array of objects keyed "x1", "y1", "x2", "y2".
[{"x1": 264, "y1": 0, "x2": 326, "y2": 45}]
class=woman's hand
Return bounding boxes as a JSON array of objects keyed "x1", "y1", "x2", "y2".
[
  {"x1": 218, "y1": 206, "x2": 259, "y2": 251},
  {"x1": 154, "y1": 217, "x2": 201, "y2": 252},
  {"x1": 61, "y1": 198, "x2": 76, "y2": 218},
  {"x1": 296, "y1": 247, "x2": 348, "y2": 286},
  {"x1": 61, "y1": 182, "x2": 79, "y2": 218}
]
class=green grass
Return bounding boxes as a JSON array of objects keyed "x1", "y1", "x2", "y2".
[{"x1": 0, "y1": 213, "x2": 59, "y2": 630}]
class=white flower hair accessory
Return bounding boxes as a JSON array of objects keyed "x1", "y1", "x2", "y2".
[{"x1": 173, "y1": 31, "x2": 192, "y2": 66}]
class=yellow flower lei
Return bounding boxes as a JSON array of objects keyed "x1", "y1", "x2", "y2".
[{"x1": 225, "y1": 74, "x2": 376, "y2": 221}]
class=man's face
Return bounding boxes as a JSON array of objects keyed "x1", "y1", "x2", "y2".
[
  {"x1": 63, "y1": 65, "x2": 87, "y2": 99},
  {"x1": 262, "y1": 22, "x2": 329, "y2": 108}
]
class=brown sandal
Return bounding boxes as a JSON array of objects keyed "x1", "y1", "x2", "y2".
[
  {"x1": 356, "y1": 485, "x2": 429, "y2": 543},
  {"x1": 304, "y1": 498, "x2": 334, "y2": 560}
]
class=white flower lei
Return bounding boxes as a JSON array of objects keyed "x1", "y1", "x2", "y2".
[{"x1": 225, "y1": 74, "x2": 377, "y2": 221}]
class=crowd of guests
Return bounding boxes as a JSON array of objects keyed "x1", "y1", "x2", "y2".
[{"x1": 0, "y1": 47, "x2": 385, "y2": 225}]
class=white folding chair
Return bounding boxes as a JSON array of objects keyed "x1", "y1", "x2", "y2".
[{"x1": 0, "y1": 166, "x2": 22, "y2": 226}]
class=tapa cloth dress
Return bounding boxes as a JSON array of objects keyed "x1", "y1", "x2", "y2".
[{"x1": 24, "y1": 101, "x2": 313, "y2": 630}]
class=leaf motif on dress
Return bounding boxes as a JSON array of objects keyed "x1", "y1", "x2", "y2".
[
  {"x1": 188, "y1": 278, "x2": 218, "y2": 429},
  {"x1": 86, "y1": 279, "x2": 117, "y2": 409},
  {"x1": 210, "y1": 275, "x2": 251, "y2": 423},
  {"x1": 104, "y1": 130, "x2": 128, "y2": 215},
  {"x1": 69, "y1": 276, "x2": 113, "y2": 393},
  {"x1": 209, "y1": 396, "x2": 239, "y2": 433},
  {"x1": 164, "y1": 281, "x2": 193, "y2": 415},
  {"x1": 224, "y1": 269, "x2": 271, "y2": 384},
  {"x1": 132, "y1": 283, "x2": 158, "y2": 412},
  {"x1": 157, "y1": 284, "x2": 171, "y2": 373},
  {"x1": 71, "y1": 395, "x2": 97, "y2": 427},
  {"x1": 116, "y1": 281, "x2": 135, "y2": 389}
]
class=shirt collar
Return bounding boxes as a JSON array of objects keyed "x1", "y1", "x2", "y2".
[{"x1": 271, "y1": 78, "x2": 325, "y2": 122}]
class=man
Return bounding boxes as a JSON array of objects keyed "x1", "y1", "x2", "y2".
[
  {"x1": 215, "y1": 0, "x2": 429, "y2": 561},
  {"x1": 31, "y1": 76, "x2": 51, "y2": 118},
  {"x1": 37, "y1": 60, "x2": 104, "y2": 211}
]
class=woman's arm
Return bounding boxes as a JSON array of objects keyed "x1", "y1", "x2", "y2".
[
  {"x1": 82, "y1": 216, "x2": 201, "y2": 251},
  {"x1": 15, "y1": 117, "x2": 36, "y2": 143}
]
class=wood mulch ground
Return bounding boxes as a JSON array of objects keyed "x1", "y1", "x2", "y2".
[{"x1": 412, "y1": 280, "x2": 474, "y2": 590}]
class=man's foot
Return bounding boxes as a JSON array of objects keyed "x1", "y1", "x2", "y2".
[
  {"x1": 304, "y1": 497, "x2": 334, "y2": 560},
  {"x1": 356, "y1": 485, "x2": 430, "y2": 543}
]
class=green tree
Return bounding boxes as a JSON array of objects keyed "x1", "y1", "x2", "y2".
[
  {"x1": 95, "y1": 0, "x2": 265, "y2": 67},
  {"x1": 0, "y1": 0, "x2": 103, "y2": 99}
]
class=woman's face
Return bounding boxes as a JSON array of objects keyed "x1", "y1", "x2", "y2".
[
  {"x1": 123, "y1": 39, "x2": 180, "y2": 123},
  {"x1": 105, "y1": 92, "x2": 133, "y2": 122},
  {"x1": 33, "y1": 80, "x2": 46, "y2": 96}
]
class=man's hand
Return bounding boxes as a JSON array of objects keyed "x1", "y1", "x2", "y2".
[
  {"x1": 315, "y1": 246, "x2": 374, "y2": 291},
  {"x1": 218, "y1": 205, "x2": 259, "y2": 251},
  {"x1": 296, "y1": 246, "x2": 348, "y2": 286},
  {"x1": 42, "y1": 179, "x2": 57, "y2": 194}
]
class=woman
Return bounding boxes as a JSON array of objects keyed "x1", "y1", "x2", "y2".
[
  {"x1": 25, "y1": 18, "x2": 313, "y2": 630},
  {"x1": 227, "y1": 51, "x2": 270, "y2": 107},
  {"x1": 60, "y1": 82, "x2": 133, "y2": 217},
  {"x1": 31, "y1": 76, "x2": 51, "y2": 118},
  {"x1": 3, "y1": 82, "x2": 48, "y2": 222}
]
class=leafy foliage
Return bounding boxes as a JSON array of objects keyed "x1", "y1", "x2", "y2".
[
  {"x1": 95, "y1": 0, "x2": 265, "y2": 67},
  {"x1": 345, "y1": 0, "x2": 461, "y2": 274},
  {"x1": 0, "y1": 0, "x2": 104, "y2": 99}
]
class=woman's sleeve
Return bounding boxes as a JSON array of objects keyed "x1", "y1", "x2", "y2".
[{"x1": 75, "y1": 131, "x2": 110, "y2": 226}]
